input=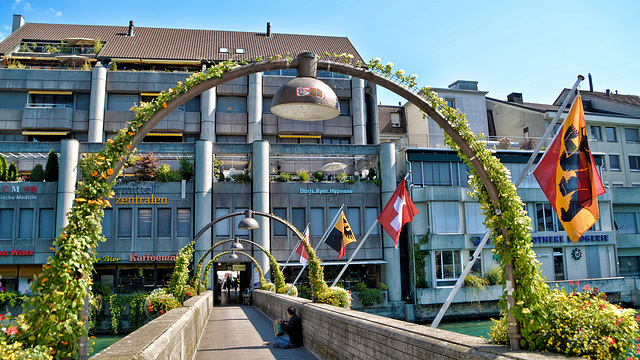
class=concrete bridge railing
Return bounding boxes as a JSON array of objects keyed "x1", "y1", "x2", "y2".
[
  {"x1": 253, "y1": 290, "x2": 565, "y2": 360},
  {"x1": 92, "y1": 290, "x2": 212, "y2": 360}
]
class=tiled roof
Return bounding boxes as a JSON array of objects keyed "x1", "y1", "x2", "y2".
[
  {"x1": 485, "y1": 97, "x2": 550, "y2": 112},
  {"x1": 378, "y1": 105, "x2": 405, "y2": 134},
  {"x1": 554, "y1": 89, "x2": 640, "y2": 108},
  {"x1": 0, "y1": 22, "x2": 363, "y2": 63}
]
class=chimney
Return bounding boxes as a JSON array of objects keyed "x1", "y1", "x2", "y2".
[
  {"x1": 266, "y1": 22, "x2": 271, "y2": 37},
  {"x1": 127, "y1": 20, "x2": 135, "y2": 37},
  {"x1": 12, "y1": 15, "x2": 25, "y2": 33},
  {"x1": 588, "y1": 73, "x2": 593, "y2": 92},
  {"x1": 507, "y1": 92, "x2": 523, "y2": 104},
  {"x1": 605, "y1": 89, "x2": 610, "y2": 96}
]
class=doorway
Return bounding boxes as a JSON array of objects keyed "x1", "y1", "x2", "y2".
[{"x1": 214, "y1": 262, "x2": 251, "y2": 305}]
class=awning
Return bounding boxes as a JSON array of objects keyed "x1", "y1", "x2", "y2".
[
  {"x1": 141, "y1": 59, "x2": 201, "y2": 65},
  {"x1": 64, "y1": 38, "x2": 96, "y2": 46},
  {"x1": 146, "y1": 133, "x2": 183, "y2": 137},
  {"x1": 22, "y1": 131, "x2": 69, "y2": 136},
  {"x1": 28, "y1": 91, "x2": 72, "y2": 95},
  {"x1": 140, "y1": 92, "x2": 160, "y2": 97},
  {"x1": 279, "y1": 134, "x2": 321, "y2": 139},
  {"x1": 277, "y1": 260, "x2": 386, "y2": 267}
]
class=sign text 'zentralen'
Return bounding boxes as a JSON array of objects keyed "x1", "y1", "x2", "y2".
[{"x1": 114, "y1": 194, "x2": 168, "y2": 205}]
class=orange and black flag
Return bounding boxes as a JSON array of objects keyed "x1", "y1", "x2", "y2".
[
  {"x1": 533, "y1": 94, "x2": 606, "y2": 244},
  {"x1": 325, "y1": 211, "x2": 357, "y2": 259}
]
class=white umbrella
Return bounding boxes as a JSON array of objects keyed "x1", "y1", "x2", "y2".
[{"x1": 321, "y1": 162, "x2": 347, "y2": 173}]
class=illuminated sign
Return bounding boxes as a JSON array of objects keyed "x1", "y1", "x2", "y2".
[
  {"x1": 0, "y1": 185, "x2": 39, "y2": 200},
  {"x1": 129, "y1": 254, "x2": 177, "y2": 262},
  {"x1": 0, "y1": 249, "x2": 34, "y2": 256}
]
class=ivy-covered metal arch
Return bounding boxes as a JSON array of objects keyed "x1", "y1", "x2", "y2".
[{"x1": 199, "y1": 250, "x2": 267, "y2": 291}]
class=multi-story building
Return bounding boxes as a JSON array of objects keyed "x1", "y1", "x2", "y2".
[{"x1": 0, "y1": 15, "x2": 399, "y2": 301}]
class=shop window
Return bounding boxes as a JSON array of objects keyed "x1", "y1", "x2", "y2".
[
  {"x1": 118, "y1": 208, "x2": 132, "y2": 237},
  {"x1": 102, "y1": 208, "x2": 113, "y2": 238},
  {"x1": 365, "y1": 207, "x2": 379, "y2": 235},
  {"x1": 272, "y1": 208, "x2": 287, "y2": 236},
  {"x1": 535, "y1": 203, "x2": 563, "y2": 232},
  {"x1": 215, "y1": 208, "x2": 230, "y2": 236},
  {"x1": 0, "y1": 209, "x2": 13, "y2": 239},
  {"x1": 234, "y1": 208, "x2": 249, "y2": 236},
  {"x1": 157, "y1": 208, "x2": 171, "y2": 237},
  {"x1": 38, "y1": 208, "x2": 54, "y2": 239},
  {"x1": 625, "y1": 128, "x2": 639, "y2": 143},
  {"x1": 19, "y1": 209, "x2": 33, "y2": 239},
  {"x1": 464, "y1": 203, "x2": 487, "y2": 234},
  {"x1": 177, "y1": 208, "x2": 191, "y2": 237},
  {"x1": 138, "y1": 208, "x2": 152, "y2": 238},
  {"x1": 629, "y1": 155, "x2": 640, "y2": 171},
  {"x1": 590, "y1": 125, "x2": 602, "y2": 141},
  {"x1": 553, "y1": 248, "x2": 565, "y2": 281},
  {"x1": 310, "y1": 208, "x2": 324, "y2": 236},
  {"x1": 292, "y1": 208, "x2": 306, "y2": 235},
  {"x1": 619, "y1": 256, "x2": 640, "y2": 276},
  {"x1": 605, "y1": 126, "x2": 617, "y2": 142},
  {"x1": 347, "y1": 207, "x2": 361, "y2": 235},
  {"x1": 435, "y1": 250, "x2": 462, "y2": 287},
  {"x1": 431, "y1": 202, "x2": 460, "y2": 234},
  {"x1": 614, "y1": 212, "x2": 637, "y2": 234},
  {"x1": 609, "y1": 154, "x2": 620, "y2": 171}
]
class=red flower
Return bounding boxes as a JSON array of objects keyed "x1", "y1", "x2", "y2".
[
  {"x1": 569, "y1": 281, "x2": 573, "y2": 285},
  {"x1": 606, "y1": 336, "x2": 615, "y2": 345},
  {"x1": 0, "y1": 314, "x2": 5, "y2": 321},
  {"x1": 5, "y1": 326, "x2": 18, "y2": 336},
  {"x1": 576, "y1": 281, "x2": 580, "y2": 286},
  {"x1": 159, "y1": 310, "x2": 164, "y2": 314}
]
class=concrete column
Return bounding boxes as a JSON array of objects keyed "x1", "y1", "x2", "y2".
[
  {"x1": 88, "y1": 66, "x2": 107, "y2": 143},
  {"x1": 195, "y1": 141, "x2": 213, "y2": 283},
  {"x1": 380, "y1": 142, "x2": 402, "y2": 302},
  {"x1": 247, "y1": 73, "x2": 263, "y2": 143},
  {"x1": 252, "y1": 140, "x2": 270, "y2": 280},
  {"x1": 56, "y1": 139, "x2": 79, "y2": 232},
  {"x1": 351, "y1": 77, "x2": 366, "y2": 145},
  {"x1": 200, "y1": 88, "x2": 217, "y2": 142},
  {"x1": 366, "y1": 81, "x2": 380, "y2": 145}
]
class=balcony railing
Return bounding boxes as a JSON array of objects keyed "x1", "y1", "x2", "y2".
[{"x1": 400, "y1": 133, "x2": 554, "y2": 151}]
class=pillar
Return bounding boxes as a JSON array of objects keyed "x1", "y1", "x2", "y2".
[
  {"x1": 56, "y1": 139, "x2": 79, "y2": 232},
  {"x1": 252, "y1": 140, "x2": 270, "y2": 280},
  {"x1": 248, "y1": 73, "x2": 263, "y2": 143},
  {"x1": 351, "y1": 77, "x2": 366, "y2": 145},
  {"x1": 88, "y1": 66, "x2": 107, "y2": 143},
  {"x1": 380, "y1": 141, "x2": 402, "y2": 302},
  {"x1": 200, "y1": 88, "x2": 217, "y2": 142},
  {"x1": 366, "y1": 81, "x2": 380, "y2": 145},
  {"x1": 195, "y1": 141, "x2": 213, "y2": 285}
]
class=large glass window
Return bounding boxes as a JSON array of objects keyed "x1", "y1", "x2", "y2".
[
  {"x1": 138, "y1": 208, "x2": 152, "y2": 238},
  {"x1": 39, "y1": 208, "x2": 54, "y2": 238},
  {"x1": 272, "y1": 208, "x2": 287, "y2": 236},
  {"x1": 614, "y1": 212, "x2": 637, "y2": 234},
  {"x1": 609, "y1": 154, "x2": 620, "y2": 170},
  {"x1": 0, "y1": 209, "x2": 13, "y2": 239},
  {"x1": 535, "y1": 203, "x2": 563, "y2": 232},
  {"x1": 29, "y1": 93, "x2": 73, "y2": 108},
  {"x1": 102, "y1": 208, "x2": 113, "y2": 238},
  {"x1": 625, "y1": 128, "x2": 640, "y2": 143},
  {"x1": 365, "y1": 207, "x2": 379, "y2": 235},
  {"x1": 590, "y1": 125, "x2": 602, "y2": 141},
  {"x1": 431, "y1": 202, "x2": 460, "y2": 234},
  {"x1": 464, "y1": 203, "x2": 487, "y2": 234},
  {"x1": 292, "y1": 208, "x2": 306, "y2": 235},
  {"x1": 619, "y1": 256, "x2": 640, "y2": 276},
  {"x1": 19, "y1": 209, "x2": 33, "y2": 239},
  {"x1": 412, "y1": 161, "x2": 468, "y2": 187},
  {"x1": 215, "y1": 208, "x2": 230, "y2": 236},
  {"x1": 629, "y1": 155, "x2": 640, "y2": 171},
  {"x1": 157, "y1": 208, "x2": 171, "y2": 237},
  {"x1": 177, "y1": 208, "x2": 191, "y2": 237},
  {"x1": 310, "y1": 208, "x2": 324, "y2": 236},
  {"x1": 216, "y1": 96, "x2": 247, "y2": 113},
  {"x1": 605, "y1": 126, "x2": 617, "y2": 142},
  {"x1": 118, "y1": 208, "x2": 132, "y2": 237},
  {"x1": 346, "y1": 208, "x2": 361, "y2": 235},
  {"x1": 435, "y1": 250, "x2": 462, "y2": 287}
]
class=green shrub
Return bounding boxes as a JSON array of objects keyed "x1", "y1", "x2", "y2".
[
  {"x1": 316, "y1": 286, "x2": 351, "y2": 308},
  {"x1": 464, "y1": 272, "x2": 489, "y2": 290},
  {"x1": 7, "y1": 163, "x2": 17, "y2": 181},
  {"x1": 277, "y1": 172, "x2": 292, "y2": 182},
  {"x1": 298, "y1": 285, "x2": 312, "y2": 300},
  {"x1": 485, "y1": 266, "x2": 504, "y2": 285},
  {"x1": 0, "y1": 154, "x2": 6, "y2": 181},
  {"x1": 354, "y1": 281, "x2": 367, "y2": 292},
  {"x1": 313, "y1": 171, "x2": 324, "y2": 181},
  {"x1": 232, "y1": 172, "x2": 251, "y2": 183},
  {"x1": 44, "y1": 150, "x2": 59, "y2": 182},
  {"x1": 29, "y1": 164, "x2": 44, "y2": 181},
  {"x1": 297, "y1": 169, "x2": 310, "y2": 182},
  {"x1": 93, "y1": 37, "x2": 103, "y2": 54},
  {"x1": 336, "y1": 172, "x2": 347, "y2": 182},
  {"x1": 110, "y1": 61, "x2": 117, "y2": 71},
  {"x1": 157, "y1": 164, "x2": 182, "y2": 182},
  {"x1": 178, "y1": 157, "x2": 194, "y2": 180},
  {"x1": 145, "y1": 289, "x2": 180, "y2": 319}
]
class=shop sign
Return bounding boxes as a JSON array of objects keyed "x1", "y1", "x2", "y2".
[
  {"x1": 129, "y1": 254, "x2": 177, "y2": 262},
  {"x1": 470, "y1": 234, "x2": 610, "y2": 246},
  {"x1": 233, "y1": 264, "x2": 246, "y2": 271},
  {"x1": 299, "y1": 188, "x2": 353, "y2": 195},
  {"x1": 0, "y1": 249, "x2": 34, "y2": 256},
  {"x1": 113, "y1": 183, "x2": 154, "y2": 195},
  {"x1": 0, "y1": 185, "x2": 38, "y2": 200},
  {"x1": 114, "y1": 194, "x2": 168, "y2": 205}
]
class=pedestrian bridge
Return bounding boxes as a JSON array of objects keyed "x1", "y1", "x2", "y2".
[{"x1": 92, "y1": 290, "x2": 563, "y2": 359}]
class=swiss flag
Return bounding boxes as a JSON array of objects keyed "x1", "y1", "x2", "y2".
[
  {"x1": 378, "y1": 180, "x2": 419, "y2": 249},
  {"x1": 295, "y1": 227, "x2": 310, "y2": 265}
]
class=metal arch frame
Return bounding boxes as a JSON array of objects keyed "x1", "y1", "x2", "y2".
[
  {"x1": 102, "y1": 55, "x2": 519, "y2": 348},
  {"x1": 200, "y1": 250, "x2": 265, "y2": 287}
]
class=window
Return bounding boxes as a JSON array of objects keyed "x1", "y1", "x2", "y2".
[
  {"x1": 234, "y1": 208, "x2": 249, "y2": 236},
  {"x1": 347, "y1": 208, "x2": 361, "y2": 235},
  {"x1": 535, "y1": 203, "x2": 563, "y2": 232},
  {"x1": 272, "y1": 208, "x2": 287, "y2": 236},
  {"x1": 619, "y1": 256, "x2": 640, "y2": 276},
  {"x1": 216, "y1": 96, "x2": 247, "y2": 113},
  {"x1": 39, "y1": 208, "x2": 54, "y2": 238},
  {"x1": 605, "y1": 126, "x2": 617, "y2": 142},
  {"x1": 262, "y1": 97, "x2": 272, "y2": 114},
  {"x1": 339, "y1": 100, "x2": 350, "y2": 116},
  {"x1": 102, "y1": 208, "x2": 113, "y2": 238},
  {"x1": 19, "y1": 209, "x2": 33, "y2": 239},
  {"x1": 219, "y1": 47, "x2": 229, "y2": 53},
  {"x1": 118, "y1": 208, "x2": 132, "y2": 237},
  {"x1": 157, "y1": 208, "x2": 171, "y2": 237},
  {"x1": 138, "y1": 208, "x2": 152, "y2": 238},
  {"x1": 28, "y1": 93, "x2": 73, "y2": 108},
  {"x1": 215, "y1": 208, "x2": 230, "y2": 236},
  {"x1": 553, "y1": 248, "x2": 565, "y2": 281},
  {"x1": 0, "y1": 209, "x2": 13, "y2": 238},
  {"x1": 217, "y1": 135, "x2": 246, "y2": 143},
  {"x1": 625, "y1": 128, "x2": 640, "y2": 143},
  {"x1": 590, "y1": 126, "x2": 602, "y2": 141},
  {"x1": 614, "y1": 212, "x2": 637, "y2": 234},
  {"x1": 553, "y1": 123, "x2": 562, "y2": 136},
  {"x1": 464, "y1": 203, "x2": 487, "y2": 234},
  {"x1": 310, "y1": 208, "x2": 324, "y2": 236},
  {"x1": 390, "y1": 113, "x2": 401, "y2": 127},
  {"x1": 629, "y1": 155, "x2": 640, "y2": 171},
  {"x1": 445, "y1": 98, "x2": 455, "y2": 108},
  {"x1": 235, "y1": 48, "x2": 245, "y2": 54},
  {"x1": 365, "y1": 207, "x2": 379, "y2": 235},
  {"x1": 292, "y1": 208, "x2": 306, "y2": 235},
  {"x1": 322, "y1": 138, "x2": 349, "y2": 145},
  {"x1": 609, "y1": 154, "x2": 620, "y2": 170},
  {"x1": 431, "y1": 202, "x2": 460, "y2": 234},
  {"x1": 412, "y1": 161, "x2": 468, "y2": 187},
  {"x1": 435, "y1": 250, "x2": 462, "y2": 287},
  {"x1": 177, "y1": 208, "x2": 191, "y2": 237}
]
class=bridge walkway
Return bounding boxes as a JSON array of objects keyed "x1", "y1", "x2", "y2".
[{"x1": 195, "y1": 290, "x2": 317, "y2": 360}]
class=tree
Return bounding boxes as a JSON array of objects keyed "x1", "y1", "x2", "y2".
[
  {"x1": 134, "y1": 152, "x2": 158, "y2": 181},
  {"x1": 30, "y1": 164, "x2": 44, "y2": 181},
  {"x1": 7, "y1": 163, "x2": 18, "y2": 181},
  {"x1": 44, "y1": 150, "x2": 59, "y2": 182},
  {"x1": 0, "y1": 154, "x2": 6, "y2": 181},
  {"x1": 178, "y1": 158, "x2": 194, "y2": 181}
]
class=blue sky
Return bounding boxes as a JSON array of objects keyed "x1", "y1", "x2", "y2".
[{"x1": 2, "y1": 0, "x2": 639, "y2": 105}]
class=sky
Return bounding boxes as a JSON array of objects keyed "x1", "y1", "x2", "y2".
[{"x1": 2, "y1": 0, "x2": 639, "y2": 106}]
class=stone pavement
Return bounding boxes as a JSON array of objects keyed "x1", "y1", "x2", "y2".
[{"x1": 195, "y1": 299, "x2": 317, "y2": 360}]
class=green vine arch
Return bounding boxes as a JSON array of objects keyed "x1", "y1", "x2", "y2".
[
  {"x1": 200, "y1": 250, "x2": 267, "y2": 291},
  {"x1": 18, "y1": 53, "x2": 636, "y2": 359}
]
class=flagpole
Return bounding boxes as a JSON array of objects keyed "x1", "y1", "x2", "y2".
[
  {"x1": 288, "y1": 204, "x2": 345, "y2": 294},
  {"x1": 330, "y1": 219, "x2": 378, "y2": 287},
  {"x1": 430, "y1": 75, "x2": 585, "y2": 331},
  {"x1": 282, "y1": 223, "x2": 309, "y2": 272}
]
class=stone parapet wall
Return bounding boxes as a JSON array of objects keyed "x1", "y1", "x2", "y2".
[
  {"x1": 92, "y1": 291, "x2": 212, "y2": 360},
  {"x1": 253, "y1": 290, "x2": 564, "y2": 360}
]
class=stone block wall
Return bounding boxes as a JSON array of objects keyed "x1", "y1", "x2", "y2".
[
  {"x1": 253, "y1": 290, "x2": 565, "y2": 360},
  {"x1": 92, "y1": 290, "x2": 212, "y2": 360}
]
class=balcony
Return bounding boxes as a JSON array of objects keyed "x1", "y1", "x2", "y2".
[{"x1": 22, "y1": 105, "x2": 73, "y2": 130}]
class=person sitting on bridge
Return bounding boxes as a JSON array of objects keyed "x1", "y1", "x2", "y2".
[{"x1": 272, "y1": 306, "x2": 302, "y2": 349}]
